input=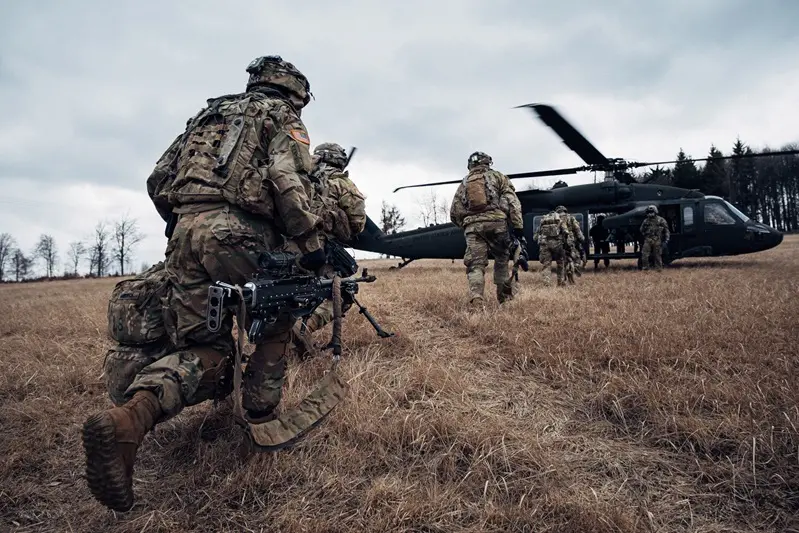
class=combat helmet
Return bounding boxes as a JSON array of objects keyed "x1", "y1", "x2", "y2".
[
  {"x1": 555, "y1": 205, "x2": 567, "y2": 213},
  {"x1": 313, "y1": 142, "x2": 348, "y2": 169},
  {"x1": 246, "y1": 55, "x2": 313, "y2": 109},
  {"x1": 646, "y1": 205, "x2": 658, "y2": 215},
  {"x1": 467, "y1": 151, "x2": 492, "y2": 170}
]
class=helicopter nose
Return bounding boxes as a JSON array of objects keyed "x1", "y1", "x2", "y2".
[
  {"x1": 746, "y1": 223, "x2": 783, "y2": 252},
  {"x1": 772, "y1": 230, "x2": 784, "y2": 247},
  {"x1": 759, "y1": 227, "x2": 783, "y2": 251}
]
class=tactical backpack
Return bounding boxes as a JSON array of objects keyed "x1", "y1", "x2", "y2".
[
  {"x1": 168, "y1": 92, "x2": 312, "y2": 220},
  {"x1": 539, "y1": 213, "x2": 561, "y2": 238},
  {"x1": 464, "y1": 172, "x2": 489, "y2": 214},
  {"x1": 107, "y1": 261, "x2": 169, "y2": 345}
]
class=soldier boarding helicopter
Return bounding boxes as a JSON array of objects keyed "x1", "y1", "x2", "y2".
[{"x1": 347, "y1": 104, "x2": 794, "y2": 269}]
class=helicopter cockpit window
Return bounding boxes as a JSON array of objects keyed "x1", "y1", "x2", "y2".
[
  {"x1": 724, "y1": 200, "x2": 751, "y2": 223},
  {"x1": 704, "y1": 203, "x2": 736, "y2": 225}
]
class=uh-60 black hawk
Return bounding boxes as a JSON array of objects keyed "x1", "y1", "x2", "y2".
[{"x1": 347, "y1": 103, "x2": 793, "y2": 269}]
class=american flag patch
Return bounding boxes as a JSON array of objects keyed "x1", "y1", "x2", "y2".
[{"x1": 289, "y1": 129, "x2": 310, "y2": 145}]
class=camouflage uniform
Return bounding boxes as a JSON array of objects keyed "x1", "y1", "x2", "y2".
[
  {"x1": 292, "y1": 143, "x2": 366, "y2": 355},
  {"x1": 639, "y1": 205, "x2": 670, "y2": 271},
  {"x1": 555, "y1": 206, "x2": 585, "y2": 281},
  {"x1": 450, "y1": 151, "x2": 523, "y2": 306},
  {"x1": 83, "y1": 56, "x2": 325, "y2": 513},
  {"x1": 534, "y1": 210, "x2": 570, "y2": 287}
]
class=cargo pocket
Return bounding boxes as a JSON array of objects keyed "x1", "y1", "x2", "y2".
[{"x1": 104, "y1": 345, "x2": 167, "y2": 405}]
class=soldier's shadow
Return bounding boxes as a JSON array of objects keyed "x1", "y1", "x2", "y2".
[
  {"x1": 664, "y1": 260, "x2": 754, "y2": 270},
  {"x1": 143, "y1": 399, "x2": 271, "y2": 477}
]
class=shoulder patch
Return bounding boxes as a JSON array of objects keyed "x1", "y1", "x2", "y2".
[{"x1": 289, "y1": 128, "x2": 310, "y2": 145}]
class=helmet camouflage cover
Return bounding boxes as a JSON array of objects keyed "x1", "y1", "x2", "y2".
[
  {"x1": 467, "y1": 151, "x2": 492, "y2": 170},
  {"x1": 313, "y1": 142, "x2": 348, "y2": 169},
  {"x1": 555, "y1": 205, "x2": 567, "y2": 213},
  {"x1": 246, "y1": 55, "x2": 312, "y2": 108},
  {"x1": 646, "y1": 204, "x2": 657, "y2": 214}
]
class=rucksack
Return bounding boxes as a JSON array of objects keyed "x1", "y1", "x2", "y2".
[{"x1": 539, "y1": 213, "x2": 561, "y2": 238}]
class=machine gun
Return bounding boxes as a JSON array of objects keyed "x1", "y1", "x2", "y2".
[
  {"x1": 204, "y1": 243, "x2": 393, "y2": 450},
  {"x1": 206, "y1": 245, "x2": 393, "y2": 355}
]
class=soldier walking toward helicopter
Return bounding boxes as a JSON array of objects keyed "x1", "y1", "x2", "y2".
[{"x1": 450, "y1": 151, "x2": 524, "y2": 308}]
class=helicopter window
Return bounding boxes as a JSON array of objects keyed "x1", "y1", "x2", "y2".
[
  {"x1": 704, "y1": 203, "x2": 736, "y2": 225},
  {"x1": 724, "y1": 200, "x2": 751, "y2": 222},
  {"x1": 683, "y1": 206, "x2": 694, "y2": 229}
]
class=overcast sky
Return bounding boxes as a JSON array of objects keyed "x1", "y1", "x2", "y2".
[{"x1": 1, "y1": 0, "x2": 797, "y2": 275}]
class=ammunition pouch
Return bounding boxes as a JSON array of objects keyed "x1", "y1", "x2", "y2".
[{"x1": 107, "y1": 262, "x2": 170, "y2": 345}]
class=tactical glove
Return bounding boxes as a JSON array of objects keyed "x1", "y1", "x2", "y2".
[
  {"x1": 299, "y1": 248, "x2": 327, "y2": 273},
  {"x1": 512, "y1": 227, "x2": 524, "y2": 239}
]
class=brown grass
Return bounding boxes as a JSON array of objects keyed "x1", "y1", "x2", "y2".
[{"x1": 1, "y1": 236, "x2": 798, "y2": 533}]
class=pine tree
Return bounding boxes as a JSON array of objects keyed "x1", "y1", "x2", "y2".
[
  {"x1": 672, "y1": 149, "x2": 701, "y2": 190},
  {"x1": 642, "y1": 165, "x2": 672, "y2": 185},
  {"x1": 729, "y1": 139, "x2": 757, "y2": 218},
  {"x1": 380, "y1": 201, "x2": 406, "y2": 235},
  {"x1": 699, "y1": 145, "x2": 728, "y2": 197}
]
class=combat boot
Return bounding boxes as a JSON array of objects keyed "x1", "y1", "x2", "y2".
[
  {"x1": 469, "y1": 296, "x2": 485, "y2": 311},
  {"x1": 82, "y1": 390, "x2": 162, "y2": 512}
]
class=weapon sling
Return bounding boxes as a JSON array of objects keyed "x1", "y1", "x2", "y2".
[{"x1": 245, "y1": 274, "x2": 350, "y2": 450}]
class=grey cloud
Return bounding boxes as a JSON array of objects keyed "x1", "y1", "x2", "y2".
[{"x1": 0, "y1": 0, "x2": 798, "y2": 262}]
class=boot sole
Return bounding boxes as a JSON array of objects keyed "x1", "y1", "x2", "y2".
[{"x1": 82, "y1": 412, "x2": 135, "y2": 512}]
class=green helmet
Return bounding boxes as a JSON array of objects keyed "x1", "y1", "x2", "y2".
[
  {"x1": 246, "y1": 55, "x2": 312, "y2": 109},
  {"x1": 555, "y1": 205, "x2": 567, "y2": 213},
  {"x1": 313, "y1": 142, "x2": 348, "y2": 169},
  {"x1": 467, "y1": 151, "x2": 492, "y2": 170}
]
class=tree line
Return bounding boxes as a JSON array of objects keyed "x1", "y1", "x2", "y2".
[
  {"x1": 639, "y1": 139, "x2": 799, "y2": 232},
  {"x1": 0, "y1": 214, "x2": 144, "y2": 283}
]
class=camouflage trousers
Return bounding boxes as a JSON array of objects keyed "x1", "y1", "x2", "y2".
[
  {"x1": 117, "y1": 205, "x2": 292, "y2": 420},
  {"x1": 463, "y1": 220, "x2": 513, "y2": 303},
  {"x1": 539, "y1": 238, "x2": 566, "y2": 286},
  {"x1": 641, "y1": 237, "x2": 663, "y2": 270},
  {"x1": 564, "y1": 243, "x2": 584, "y2": 280}
]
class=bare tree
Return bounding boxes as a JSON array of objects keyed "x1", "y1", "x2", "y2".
[
  {"x1": 416, "y1": 189, "x2": 449, "y2": 227},
  {"x1": 113, "y1": 215, "x2": 144, "y2": 276},
  {"x1": 67, "y1": 241, "x2": 86, "y2": 275},
  {"x1": 0, "y1": 232, "x2": 16, "y2": 281},
  {"x1": 11, "y1": 249, "x2": 33, "y2": 281},
  {"x1": 89, "y1": 221, "x2": 112, "y2": 277},
  {"x1": 34, "y1": 234, "x2": 58, "y2": 278}
]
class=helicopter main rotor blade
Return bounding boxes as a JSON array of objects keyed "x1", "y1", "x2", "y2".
[
  {"x1": 392, "y1": 166, "x2": 586, "y2": 193},
  {"x1": 506, "y1": 166, "x2": 587, "y2": 179},
  {"x1": 628, "y1": 148, "x2": 799, "y2": 170},
  {"x1": 516, "y1": 103, "x2": 610, "y2": 167},
  {"x1": 392, "y1": 178, "x2": 463, "y2": 193}
]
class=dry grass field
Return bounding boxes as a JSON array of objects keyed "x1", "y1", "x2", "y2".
[{"x1": 1, "y1": 236, "x2": 798, "y2": 533}]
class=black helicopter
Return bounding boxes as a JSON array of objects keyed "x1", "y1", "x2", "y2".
[{"x1": 348, "y1": 104, "x2": 794, "y2": 268}]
